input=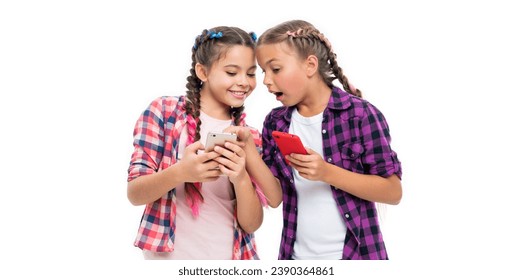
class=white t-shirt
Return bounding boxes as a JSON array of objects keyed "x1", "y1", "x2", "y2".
[{"x1": 289, "y1": 108, "x2": 347, "y2": 260}]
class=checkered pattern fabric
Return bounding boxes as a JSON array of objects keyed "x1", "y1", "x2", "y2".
[
  {"x1": 128, "y1": 95, "x2": 264, "y2": 259},
  {"x1": 261, "y1": 87, "x2": 402, "y2": 260}
]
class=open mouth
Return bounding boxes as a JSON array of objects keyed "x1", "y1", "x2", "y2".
[{"x1": 274, "y1": 92, "x2": 283, "y2": 97}]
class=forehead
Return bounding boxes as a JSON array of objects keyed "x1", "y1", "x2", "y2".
[
  {"x1": 216, "y1": 45, "x2": 255, "y2": 65},
  {"x1": 256, "y1": 42, "x2": 297, "y2": 64}
]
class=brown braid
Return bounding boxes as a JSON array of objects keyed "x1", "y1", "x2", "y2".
[
  {"x1": 257, "y1": 20, "x2": 362, "y2": 98},
  {"x1": 185, "y1": 28, "x2": 207, "y2": 137},
  {"x1": 230, "y1": 105, "x2": 245, "y2": 126}
]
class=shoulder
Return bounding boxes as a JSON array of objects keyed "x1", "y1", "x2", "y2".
[
  {"x1": 330, "y1": 87, "x2": 384, "y2": 120},
  {"x1": 150, "y1": 95, "x2": 185, "y2": 109},
  {"x1": 351, "y1": 96, "x2": 381, "y2": 119},
  {"x1": 145, "y1": 95, "x2": 186, "y2": 117}
]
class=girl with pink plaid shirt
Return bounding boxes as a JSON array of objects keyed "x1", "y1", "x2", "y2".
[{"x1": 127, "y1": 26, "x2": 267, "y2": 260}]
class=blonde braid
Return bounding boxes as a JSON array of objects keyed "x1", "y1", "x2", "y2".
[{"x1": 259, "y1": 20, "x2": 362, "y2": 98}]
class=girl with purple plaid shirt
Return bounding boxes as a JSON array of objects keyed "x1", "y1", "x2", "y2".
[
  {"x1": 240, "y1": 20, "x2": 402, "y2": 260},
  {"x1": 127, "y1": 26, "x2": 267, "y2": 260}
]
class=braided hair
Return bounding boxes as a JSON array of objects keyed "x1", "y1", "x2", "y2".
[
  {"x1": 184, "y1": 26, "x2": 257, "y2": 217},
  {"x1": 256, "y1": 20, "x2": 362, "y2": 98}
]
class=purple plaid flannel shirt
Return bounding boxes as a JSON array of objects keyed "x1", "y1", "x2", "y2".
[{"x1": 261, "y1": 87, "x2": 402, "y2": 260}]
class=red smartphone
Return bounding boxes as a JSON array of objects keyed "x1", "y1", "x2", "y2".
[{"x1": 271, "y1": 131, "x2": 307, "y2": 163}]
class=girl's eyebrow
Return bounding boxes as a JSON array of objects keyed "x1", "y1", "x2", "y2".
[
  {"x1": 223, "y1": 64, "x2": 242, "y2": 69},
  {"x1": 223, "y1": 64, "x2": 257, "y2": 71},
  {"x1": 261, "y1": 58, "x2": 279, "y2": 67}
]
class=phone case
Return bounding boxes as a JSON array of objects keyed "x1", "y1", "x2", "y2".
[
  {"x1": 205, "y1": 132, "x2": 237, "y2": 152},
  {"x1": 271, "y1": 131, "x2": 307, "y2": 163}
]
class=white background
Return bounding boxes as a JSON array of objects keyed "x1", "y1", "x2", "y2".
[{"x1": 1, "y1": 0, "x2": 512, "y2": 279}]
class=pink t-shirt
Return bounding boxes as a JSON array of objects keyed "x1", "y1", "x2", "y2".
[{"x1": 144, "y1": 112, "x2": 235, "y2": 259}]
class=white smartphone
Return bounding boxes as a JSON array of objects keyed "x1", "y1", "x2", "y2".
[{"x1": 204, "y1": 132, "x2": 237, "y2": 152}]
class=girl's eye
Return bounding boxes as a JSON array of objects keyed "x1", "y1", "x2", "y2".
[
  {"x1": 247, "y1": 73, "x2": 256, "y2": 78},
  {"x1": 226, "y1": 72, "x2": 237, "y2": 76},
  {"x1": 272, "y1": 68, "x2": 280, "y2": 73}
]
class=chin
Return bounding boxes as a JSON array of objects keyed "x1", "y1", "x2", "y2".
[
  {"x1": 228, "y1": 97, "x2": 246, "y2": 108},
  {"x1": 230, "y1": 102, "x2": 245, "y2": 109},
  {"x1": 279, "y1": 100, "x2": 294, "y2": 107}
]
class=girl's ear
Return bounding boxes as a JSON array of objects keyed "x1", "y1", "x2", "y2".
[
  {"x1": 305, "y1": 55, "x2": 319, "y2": 78},
  {"x1": 195, "y1": 63, "x2": 208, "y2": 82}
]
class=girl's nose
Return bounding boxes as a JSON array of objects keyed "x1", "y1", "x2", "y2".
[
  {"x1": 262, "y1": 73, "x2": 271, "y2": 87},
  {"x1": 237, "y1": 75, "x2": 249, "y2": 86}
]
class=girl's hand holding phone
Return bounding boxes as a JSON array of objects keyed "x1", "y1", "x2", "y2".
[
  {"x1": 272, "y1": 131, "x2": 329, "y2": 181},
  {"x1": 287, "y1": 148, "x2": 330, "y2": 181},
  {"x1": 222, "y1": 126, "x2": 252, "y2": 148},
  {"x1": 272, "y1": 131, "x2": 307, "y2": 164},
  {"x1": 212, "y1": 141, "x2": 249, "y2": 185},
  {"x1": 178, "y1": 140, "x2": 223, "y2": 182},
  {"x1": 204, "y1": 132, "x2": 237, "y2": 152}
]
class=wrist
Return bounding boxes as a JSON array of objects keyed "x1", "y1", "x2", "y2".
[
  {"x1": 243, "y1": 138, "x2": 258, "y2": 154},
  {"x1": 164, "y1": 161, "x2": 186, "y2": 183},
  {"x1": 323, "y1": 162, "x2": 345, "y2": 187},
  {"x1": 232, "y1": 171, "x2": 251, "y2": 189}
]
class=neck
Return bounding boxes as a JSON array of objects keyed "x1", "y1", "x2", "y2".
[
  {"x1": 296, "y1": 83, "x2": 332, "y2": 117},
  {"x1": 199, "y1": 93, "x2": 231, "y2": 120}
]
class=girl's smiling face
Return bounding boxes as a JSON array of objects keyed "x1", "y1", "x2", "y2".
[{"x1": 198, "y1": 45, "x2": 257, "y2": 118}]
